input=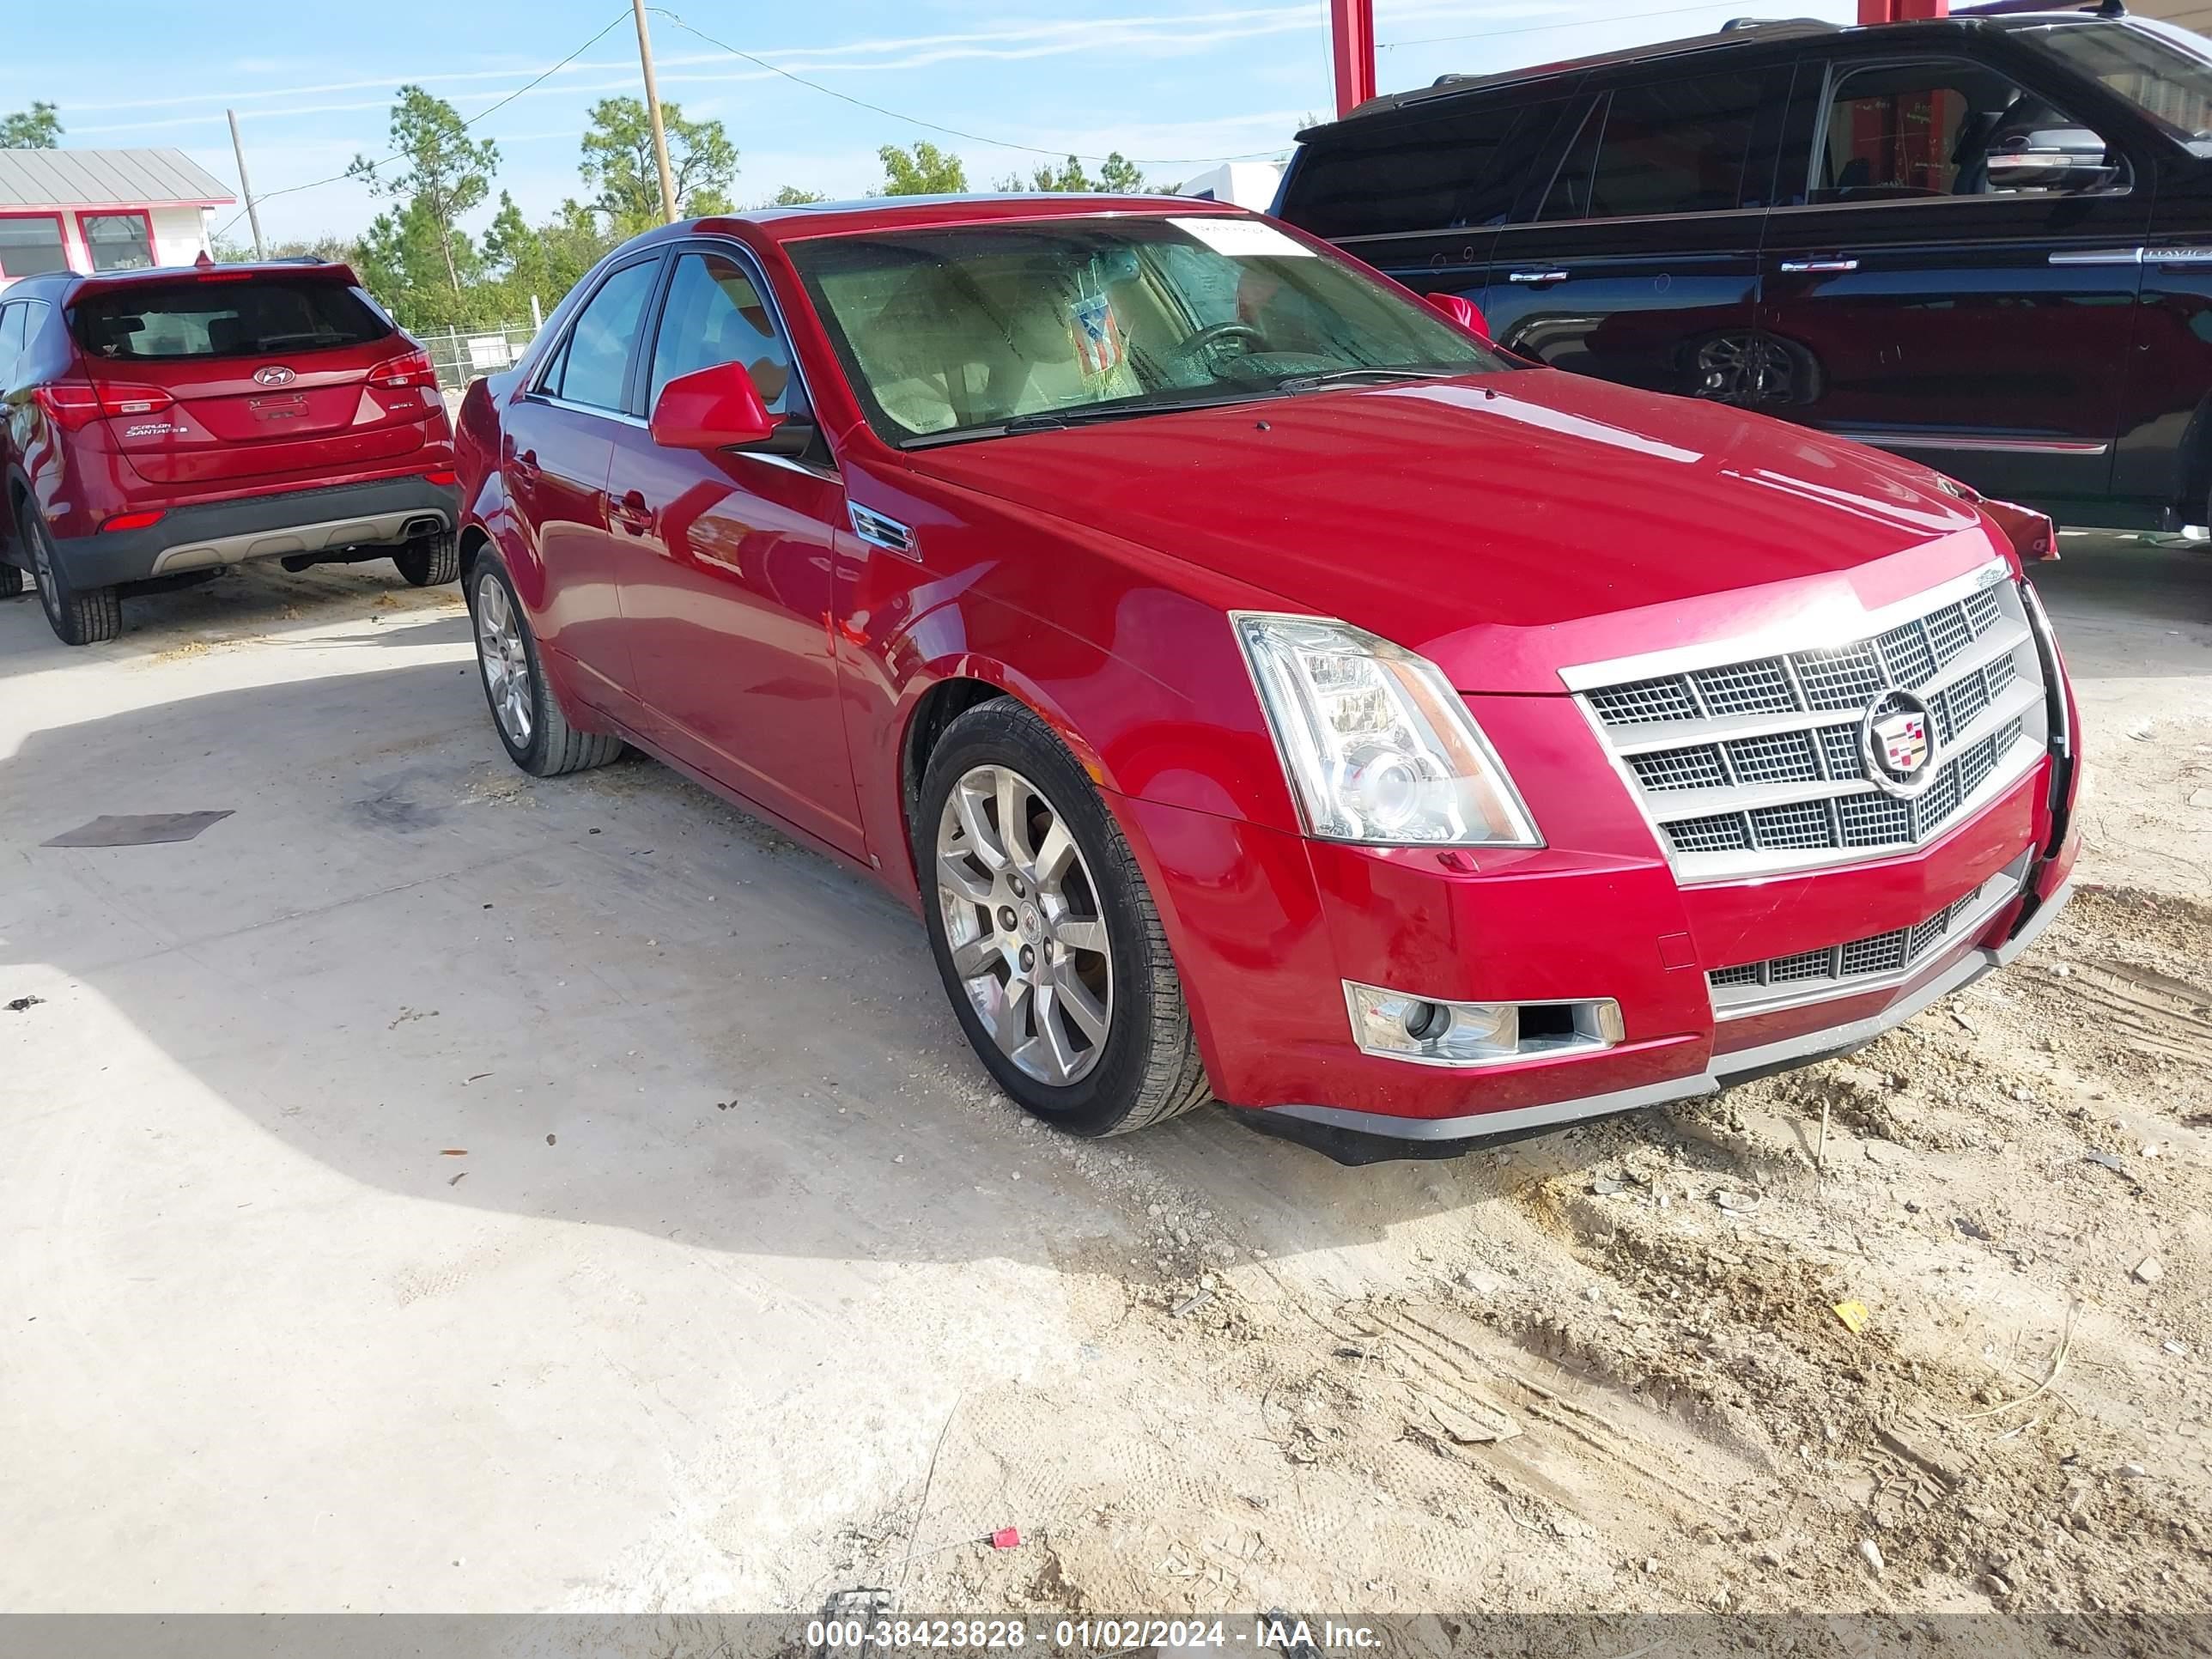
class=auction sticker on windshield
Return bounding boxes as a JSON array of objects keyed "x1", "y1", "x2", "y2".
[{"x1": 1169, "y1": 217, "x2": 1315, "y2": 258}]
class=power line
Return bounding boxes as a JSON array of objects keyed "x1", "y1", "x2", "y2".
[
  {"x1": 1379, "y1": 1, "x2": 1740, "y2": 51},
  {"x1": 649, "y1": 8, "x2": 1292, "y2": 167},
  {"x1": 211, "y1": 7, "x2": 635, "y2": 242}
]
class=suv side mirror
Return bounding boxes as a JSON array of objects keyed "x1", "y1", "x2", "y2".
[
  {"x1": 1425, "y1": 292, "x2": 1490, "y2": 343},
  {"x1": 650, "y1": 361, "x2": 805, "y2": 453},
  {"x1": 1985, "y1": 128, "x2": 2119, "y2": 192}
]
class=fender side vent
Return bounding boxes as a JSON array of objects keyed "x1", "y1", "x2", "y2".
[{"x1": 848, "y1": 502, "x2": 917, "y2": 558}]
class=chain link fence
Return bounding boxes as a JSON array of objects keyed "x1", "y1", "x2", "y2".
[{"x1": 414, "y1": 323, "x2": 541, "y2": 392}]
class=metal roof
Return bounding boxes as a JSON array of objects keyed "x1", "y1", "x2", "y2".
[{"x1": 0, "y1": 148, "x2": 235, "y2": 210}]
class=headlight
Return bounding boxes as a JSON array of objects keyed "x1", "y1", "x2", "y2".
[{"x1": 1231, "y1": 611, "x2": 1542, "y2": 847}]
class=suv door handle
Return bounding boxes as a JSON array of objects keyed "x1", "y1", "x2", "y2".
[
  {"x1": 1506, "y1": 270, "x2": 1569, "y2": 284},
  {"x1": 1779, "y1": 258, "x2": 1859, "y2": 273},
  {"x1": 609, "y1": 489, "x2": 655, "y2": 532},
  {"x1": 507, "y1": 447, "x2": 541, "y2": 482}
]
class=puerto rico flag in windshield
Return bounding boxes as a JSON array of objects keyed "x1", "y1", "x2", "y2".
[{"x1": 1070, "y1": 292, "x2": 1122, "y2": 379}]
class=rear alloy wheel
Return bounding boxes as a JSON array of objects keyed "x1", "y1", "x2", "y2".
[
  {"x1": 393, "y1": 529, "x2": 460, "y2": 587},
  {"x1": 919, "y1": 702, "x2": 1210, "y2": 1136},
  {"x1": 468, "y1": 561, "x2": 624, "y2": 777},
  {"x1": 20, "y1": 504, "x2": 119, "y2": 647}
]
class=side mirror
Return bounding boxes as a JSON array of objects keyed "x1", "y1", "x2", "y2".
[
  {"x1": 649, "y1": 360, "x2": 784, "y2": 452},
  {"x1": 1425, "y1": 292, "x2": 1490, "y2": 343}
]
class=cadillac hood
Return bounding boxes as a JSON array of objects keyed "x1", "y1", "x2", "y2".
[{"x1": 904, "y1": 368, "x2": 2014, "y2": 694}]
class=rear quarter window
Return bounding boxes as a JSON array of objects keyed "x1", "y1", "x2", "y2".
[
  {"x1": 70, "y1": 278, "x2": 392, "y2": 362},
  {"x1": 1280, "y1": 99, "x2": 1557, "y2": 239}
]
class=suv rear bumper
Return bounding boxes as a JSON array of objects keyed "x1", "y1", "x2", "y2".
[{"x1": 49, "y1": 475, "x2": 459, "y2": 587}]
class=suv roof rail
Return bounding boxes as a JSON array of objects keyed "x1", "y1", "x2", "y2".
[
  {"x1": 1342, "y1": 14, "x2": 1845, "y2": 125},
  {"x1": 1717, "y1": 15, "x2": 1838, "y2": 30}
]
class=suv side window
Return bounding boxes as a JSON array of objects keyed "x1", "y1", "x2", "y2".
[
  {"x1": 0, "y1": 303, "x2": 25, "y2": 380},
  {"x1": 545, "y1": 258, "x2": 659, "y2": 410},
  {"x1": 1282, "y1": 100, "x2": 1555, "y2": 238},
  {"x1": 1538, "y1": 69, "x2": 1775, "y2": 222},
  {"x1": 1813, "y1": 58, "x2": 2127, "y2": 201},
  {"x1": 646, "y1": 250, "x2": 795, "y2": 412}
]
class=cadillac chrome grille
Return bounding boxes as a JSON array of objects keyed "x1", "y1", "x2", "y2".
[
  {"x1": 1571, "y1": 567, "x2": 2046, "y2": 882},
  {"x1": 1705, "y1": 866, "x2": 2022, "y2": 1016}
]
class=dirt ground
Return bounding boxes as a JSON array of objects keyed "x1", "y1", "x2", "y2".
[{"x1": 0, "y1": 535, "x2": 2206, "y2": 1632}]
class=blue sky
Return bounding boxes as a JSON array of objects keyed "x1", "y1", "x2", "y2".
[{"x1": 8, "y1": 1, "x2": 1852, "y2": 244}]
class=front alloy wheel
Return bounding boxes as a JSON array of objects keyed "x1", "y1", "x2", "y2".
[
  {"x1": 916, "y1": 701, "x2": 1210, "y2": 1137},
  {"x1": 937, "y1": 763, "x2": 1115, "y2": 1085}
]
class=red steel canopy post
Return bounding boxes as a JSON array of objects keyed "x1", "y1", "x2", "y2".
[
  {"x1": 1859, "y1": 0, "x2": 1948, "y2": 18},
  {"x1": 1331, "y1": 0, "x2": 1376, "y2": 118}
]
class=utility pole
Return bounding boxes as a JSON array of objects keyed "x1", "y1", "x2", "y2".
[
  {"x1": 227, "y1": 108, "x2": 266, "y2": 260},
  {"x1": 631, "y1": 0, "x2": 680, "y2": 223}
]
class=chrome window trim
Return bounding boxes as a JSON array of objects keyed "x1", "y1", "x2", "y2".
[
  {"x1": 524, "y1": 391, "x2": 647, "y2": 428},
  {"x1": 1499, "y1": 204, "x2": 1771, "y2": 234}
]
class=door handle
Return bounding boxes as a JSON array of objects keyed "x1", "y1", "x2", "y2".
[
  {"x1": 609, "y1": 489, "x2": 655, "y2": 532},
  {"x1": 507, "y1": 447, "x2": 541, "y2": 482},
  {"x1": 1779, "y1": 258, "x2": 1859, "y2": 274},
  {"x1": 1507, "y1": 270, "x2": 1569, "y2": 284}
]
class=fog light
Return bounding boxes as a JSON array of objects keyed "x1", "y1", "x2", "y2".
[{"x1": 1344, "y1": 981, "x2": 1624, "y2": 1067}]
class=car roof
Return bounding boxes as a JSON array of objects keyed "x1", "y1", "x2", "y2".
[
  {"x1": 671, "y1": 191, "x2": 1248, "y2": 246},
  {"x1": 4, "y1": 258, "x2": 362, "y2": 305},
  {"x1": 1299, "y1": 9, "x2": 2147, "y2": 137}
]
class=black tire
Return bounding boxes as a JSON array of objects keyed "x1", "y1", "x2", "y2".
[
  {"x1": 465, "y1": 558, "x2": 624, "y2": 777},
  {"x1": 393, "y1": 529, "x2": 460, "y2": 587},
  {"x1": 917, "y1": 700, "x2": 1211, "y2": 1137},
  {"x1": 20, "y1": 504, "x2": 119, "y2": 646},
  {"x1": 0, "y1": 561, "x2": 22, "y2": 599}
]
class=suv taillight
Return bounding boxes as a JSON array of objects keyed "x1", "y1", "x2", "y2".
[
  {"x1": 33, "y1": 381, "x2": 177, "y2": 431},
  {"x1": 367, "y1": 349, "x2": 437, "y2": 391}
]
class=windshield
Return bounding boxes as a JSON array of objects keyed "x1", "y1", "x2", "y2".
[
  {"x1": 785, "y1": 215, "x2": 1504, "y2": 445},
  {"x1": 2021, "y1": 21, "x2": 2212, "y2": 149}
]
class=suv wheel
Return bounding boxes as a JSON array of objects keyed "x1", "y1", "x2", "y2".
[
  {"x1": 917, "y1": 701, "x2": 1211, "y2": 1137},
  {"x1": 0, "y1": 562, "x2": 22, "y2": 599},
  {"x1": 468, "y1": 560, "x2": 624, "y2": 776},
  {"x1": 393, "y1": 529, "x2": 460, "y2": 587},
  {"x1": 20, "y1": 504, "x2": 119, "y2": 646}
]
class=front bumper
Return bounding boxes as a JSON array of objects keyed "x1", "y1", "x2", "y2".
[
  {"x1": 51, "y1": 474, "x2": 458, "y2": 588},
  {"x1": 1255, "y1": 871, "x2": 2070, "y2": 1158},
  {"x1": 1114, "y1": 698, "x2": 2079, "y2": 1161}
]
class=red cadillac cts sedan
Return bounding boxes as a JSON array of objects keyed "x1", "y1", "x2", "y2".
[{"x1": 453, "y1": 195, "x2": 2081, "y2": 1162}]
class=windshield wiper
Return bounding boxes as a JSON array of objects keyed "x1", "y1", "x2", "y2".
[
  {"x1": 1272, "y1": 367, "x2": 1455, "y2": 395},
  {"x1": 1000, "y1": 391, "x2": 1278, "y2": 434}
]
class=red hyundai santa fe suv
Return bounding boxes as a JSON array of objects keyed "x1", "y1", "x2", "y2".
[
  {"x1": 453, "y1": 196, "x2": 2081, "y2": 1162},
  {"x1": 1, "y1": 259, "x2": 459, "y2": 645}
]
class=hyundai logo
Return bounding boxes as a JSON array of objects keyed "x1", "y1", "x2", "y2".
[
  {"x1": 252, "y1": 365, "x2": 296, "y2": 387},
  {"x1": 1862, "y1": 688, "x2": 1939, "y2": 799}
]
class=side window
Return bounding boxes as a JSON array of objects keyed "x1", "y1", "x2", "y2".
[
  {"x1": 1539, "y1": 70, "x2": 1773, "y2": 221},
  {"x1": 548, "y1": 259, "x2": 659, "y2": 410},
  {"x1": 646, "y1": 251, "x2": 794, "y2": 412},
  {"x1": 1280, "y1": 100, "x2": 1550, "y2": 238},
  {"x1": 0, "y1": 303, "x2": 24, "y2": 382},
  {"x1": 1814, "y1": 58, "x2": 2124, "y2": 202}
]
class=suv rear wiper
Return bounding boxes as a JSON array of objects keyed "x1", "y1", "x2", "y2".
[{"x1": 1273, "y1": 367, "x2": 1454, "y2": 394}]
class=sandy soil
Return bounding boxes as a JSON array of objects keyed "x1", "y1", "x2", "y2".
[
  {"x1": 0, "y1": 538, "x2": 2205, "y2": 1639},
  {"x1": 861, "y1": 540, "x2": 2212, "y2": 1626}
]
